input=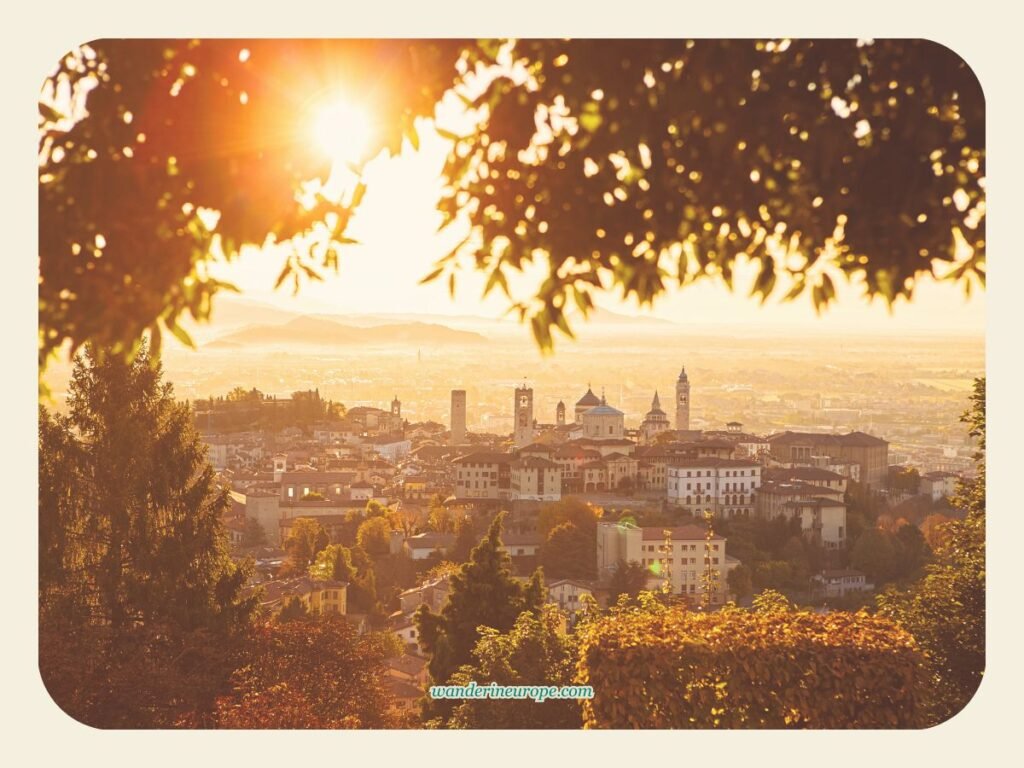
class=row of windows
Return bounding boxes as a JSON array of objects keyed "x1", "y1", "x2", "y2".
[
  {"x1": 674, "y1": 493, "x2": 753, "y2": 504},
  {"x1": 642, "y1": 557, "x2": 720, "y2": 566},
  {"x1": 459, "y1": 479, "x2": 497, "y2": 490},
  {"x1": 670, "y1": 468, "x2": 759, "y2": 478},
  {"x1": 670, "y1": 482, "x2": 754, "y2": 492},
  {"x1": 642, "y1": 543, "x2": 719, "y2": 552}
]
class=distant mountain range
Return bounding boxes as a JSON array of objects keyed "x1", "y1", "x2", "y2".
[
  {"x1": 192, "y1": 295, "x2": 682, "y2": 351},
  {"x1": 207, "y1": 314, "x2": 486, "y2": 349}
]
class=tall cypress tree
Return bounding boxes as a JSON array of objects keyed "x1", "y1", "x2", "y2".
[
  {"x1": 39, "y1": 343, "x2": 257, "y2": 727},
  {"x1": 415, "y1": 512, "x2": 546, "y2": 700}
]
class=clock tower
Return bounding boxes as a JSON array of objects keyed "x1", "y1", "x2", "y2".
[
  {"x1": 675, "y1": 366, "x2": 690, "y2": 431},
  {"x1": 514, "y1": 385, "x2": 535, "y2": 447}
]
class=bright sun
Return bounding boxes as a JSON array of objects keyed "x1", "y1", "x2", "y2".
[{"x1": 312, "y1": 98, "x2": 373, "y2": 165}]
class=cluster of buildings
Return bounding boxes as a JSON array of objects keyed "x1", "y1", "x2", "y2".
[
  {"x1": 212, "y1": 363, "x2": 944, "y2": 657},
  {"x1": 210, "y1": 364, "x2": 903, "y2": 556}
]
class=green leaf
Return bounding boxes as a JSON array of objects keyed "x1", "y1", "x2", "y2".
[
  {"x1": 406, "y1": 123, "x2": 420, "y2": 151},
  {"x1": 436, "y1": 127, "x2": 469, "y2": 142},
  {"x1": 419, "y1": 266, "x2": 444, "y2": 285},
  {"x1": 38, "y1": 102, "x2": 65, "y2": 123},
  {"x1": 483, "y1": 267, "x2": 509, "y2": 297},
  {"x1": 164, "y1": 317, "x2": 195, "y2": 349},
  {"x1": 350, "y1": 181, "x2": 368, "y2": 209},
  {"x1": 299, "y1": 261, "x2": 323, "y2": 282},
  {"x1": 273, "y1": 261, "x2": 293, "y2": 290},
  {"x1": 149, "y1": 323, "x2": 163, "y2": 359}
]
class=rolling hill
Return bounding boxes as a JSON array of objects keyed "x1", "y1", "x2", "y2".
[{"x1": 209, "y1": 315, "x2": 487, "y2": 348}]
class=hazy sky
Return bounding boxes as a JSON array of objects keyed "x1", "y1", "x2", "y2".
[{"x1": 212, "y1": 108, "x2": 985, "y2": 336}]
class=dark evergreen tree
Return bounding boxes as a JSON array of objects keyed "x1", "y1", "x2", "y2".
[
  {"x1": 39, "y1": 343, "x2": 257, "y2": 727},
  {"x1": 448, "y1": 605, "x2": 582, "y2": 729},
  {"x1": 415, "y1": 512, "x2": 546, "y2": 719},
  {"x1": 608, "y1": 560, "x2": 650, "y2": 602},
  {"x1": 541, "y1": 521, "x2": 597, "y2": 580}
]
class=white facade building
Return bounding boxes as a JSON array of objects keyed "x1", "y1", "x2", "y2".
[
  {"x1": 666, "y1": 458, "x2": 762, "y2": 518},
  {"x1": 510, "y1": 457, "x2": 562, "y2": 502},
  {"x1": 453, "y1": 451, "x2": 513, "y2": 500},
  {"x1": 782, "y1": 497, "x2": 848, "y2": 549},
  {"x1": 919, "y1": 471, "x2": 960, "y2": 501},
  {"x1": 596, "y1": 522, "x2": 734, "y2": 606}
]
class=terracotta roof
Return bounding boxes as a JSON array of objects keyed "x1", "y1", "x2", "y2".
[
  {"x1": 513, "y1": 456, "x2": 559, "y2": 469},
  {"x1": 546, "y1": 578, "x2": 595, "y2": 590},
  {"x1": 766, "y1": 467, "x2": 845, "y2": 483},
  {"x1": 667, "y1": 457, "x2": 760, "y2": 469},
  {"x1": 385, "y1": 676, "x2": 424, "y2": 700},
  {"x1": 279, "y1": 471, "x2": 355, "y2": 484},
  {"x1": 768, "y1": 430, "x2": 887, "y2": 447},
  {"x1": 759, "y1": 480, "x2": 840, "y2": 496},
  {"x1": 520, "y1": 443, "x2": 554, "y2": 454},
  {"x1": 386, "y1": 654, "x2": 427, "y2": 677},
  {"x1": 453, "y1": 451, "x2": 515, "y2": 465},
  {"x1": 405, "y1": 532, "x2": 455, "y2": 549},
  {"x1": 783, "y1": 497, "x2": 846, "y2": 508},
  {"x1": 604, "y1": 452, "x2": 635, "y2": 462}
]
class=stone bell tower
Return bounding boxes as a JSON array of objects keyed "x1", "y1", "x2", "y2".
[
  {"x1": 514, "y1": 385, "x2": 535, "y2": 447},
  {"x1": 676, "y1": 366, "x2": 690, "y2": 431}
]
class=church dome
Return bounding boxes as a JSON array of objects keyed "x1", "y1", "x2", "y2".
[
  {"x1": 585, "y1": 403, "x2": 624, "y2": 417},
  {"x1": 576, "y1": 387, "x2": 601, "y2": 408}
]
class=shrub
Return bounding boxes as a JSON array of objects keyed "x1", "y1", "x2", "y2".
[{"x1": 576, "y1": 605, "x2": 925, "y2": 728}]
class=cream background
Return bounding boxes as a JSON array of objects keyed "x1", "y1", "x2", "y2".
[{"x1": 5, "y1": 1, "x2": 1018, "y2": 764}]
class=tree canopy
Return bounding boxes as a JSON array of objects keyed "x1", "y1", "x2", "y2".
[
  {"x1": 39, "y1": 38, "x2": 984, "y2": 371},
  {"x1": 877, "y1": 377, "x2": 985, "y2": 725},
  {"x1": 414, "y1": 512, "x2": 545, "y2": 713},
  {"x1": 211, "y1": 619, "x2": 400, "y2": 728},
  {"x1": 447, "y1": 605, "x2": 582, "y2": 729},
  {"x1": 576, "y1": 600, "x2": 926, "y2": 728},
  {"x1": 38, "y1": 343, "x2": 256, "y2": 726}
]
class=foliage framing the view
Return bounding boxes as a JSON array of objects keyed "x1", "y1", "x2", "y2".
[
  {"x1": 575, "y1": 602, "x2": 926, "y2": 728},
  {"x1": 877, "y1": 376, "x2": 985, "y2": 725},
  {"x1": 39, "y1": 38, "x2": 984, "y2": 369},
  {"x1": 38, "y1": 343, "x2": 257, "y2": 726}
]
